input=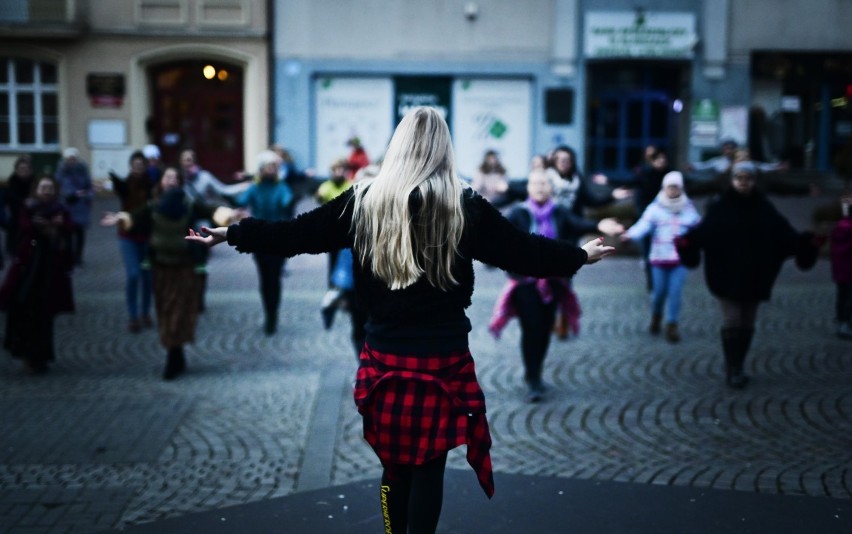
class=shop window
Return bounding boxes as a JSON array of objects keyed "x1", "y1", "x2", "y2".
[{"x1": 0, "y1": 57, "x2": 59, "y2": 150}]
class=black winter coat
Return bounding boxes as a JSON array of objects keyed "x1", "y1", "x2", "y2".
[{"x1": 676, "y1": 188, "x2": 818, "y2": 302}]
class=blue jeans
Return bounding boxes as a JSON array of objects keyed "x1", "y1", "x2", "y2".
[
  {"x1": 651, "y1": 264, "x2": 688, "y2": 324},
  {"x1": 118, "y1": 238, "x2": 152, "y2": 320}
]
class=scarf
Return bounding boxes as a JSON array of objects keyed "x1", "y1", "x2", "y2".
[
  {"x1": 156, "y1": 187, "x2": 189, "y2": 220},
  {"x1": 555, "y1": 173, "x2": 581, "y2": 211},
  {"x1": 525, "y1": 198, "x2": 557, "y2": 239},
  {"x1": 654, "y1": 190, "x2": 688, "y2": 213},
  {"x1": 522, "y1": 198, "x2": 559, "y2": 304}
]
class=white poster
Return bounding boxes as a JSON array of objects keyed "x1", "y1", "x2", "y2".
[
  {"x1": 719, "y1": 105, "x2": 748, "y2": 146},
  {"x1": 314, "y1": 77, "x2": 394, "y2": 176},
  {"x1": 451, "y1": 79, "x2": 531, "y2": 180}
]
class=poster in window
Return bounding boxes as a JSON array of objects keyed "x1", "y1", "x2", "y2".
[
  {"x1": 314, "y1": 77, "x2": 393, "y2": 176},
  {"x1": 451, "y1": 79, "x2": 532, "y2": 180}
]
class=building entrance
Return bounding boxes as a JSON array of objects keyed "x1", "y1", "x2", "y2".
[
  {"x1": 586, "y1": 62, "x2": 688, "y2": 182},
  {"x1": 148, "y1": 60, "x2": 244, "y2": 180}
]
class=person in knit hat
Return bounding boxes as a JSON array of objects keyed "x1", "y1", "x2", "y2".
[
  {"x1": 622, "y1": 171, "x2": 701, "y2": 342},
  {"x1": 675, "y1": 160, "x2": 823, "y2": 388},
  {"x1": 231, "y1": 150, "x2": 294, "y2": 335}
]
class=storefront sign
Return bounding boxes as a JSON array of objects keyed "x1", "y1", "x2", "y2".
[
  {"x1": 585, "y1": 11, "x2": 696, "y2": 58},
  {"x1": 86, "y1": 73, "x2": 125, "y2": 108},
  {"x1": 690, "y1": 99, "x2": 720, "y2": 148}
]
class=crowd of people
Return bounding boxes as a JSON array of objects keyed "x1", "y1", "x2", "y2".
[{"x1": 0, "y1": 107, "x2": 850, "y2": 532}]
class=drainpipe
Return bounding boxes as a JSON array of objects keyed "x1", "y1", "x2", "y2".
[
  {"x1": 817, "y1": 83, "x2": 831, "y2": 172},
  {"x1": 267, "y1": 0, "x2": 276, "y2": 146}
]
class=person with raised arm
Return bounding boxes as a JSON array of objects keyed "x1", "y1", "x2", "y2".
[{"x1": 187, "y1": 107, "x2": 614, "y2": 533}]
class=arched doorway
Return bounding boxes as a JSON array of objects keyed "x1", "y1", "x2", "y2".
[{"x1": 148, "y1": 59, "x2": 244, "y2": 180}]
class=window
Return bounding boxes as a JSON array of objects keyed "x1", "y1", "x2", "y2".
[{"x1": 0, "y1": 58, "x2": 60, "y2": 150}]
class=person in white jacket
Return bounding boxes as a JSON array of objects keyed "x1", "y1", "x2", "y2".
[{"x1": 621, "y1": 171, "x2": 701, "y2": 342}]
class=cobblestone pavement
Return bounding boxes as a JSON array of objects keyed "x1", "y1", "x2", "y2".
[{"x1": 0, "y1": 197, "x2": 850, "y2": 533}]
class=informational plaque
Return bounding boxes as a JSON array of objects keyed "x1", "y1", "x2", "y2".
[{"x1": 87, "y1": 73, "x2": 125, "y2": 108}]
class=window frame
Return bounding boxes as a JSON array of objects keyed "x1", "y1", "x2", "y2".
[{"x1": 0, "y1": 57, "x2": 60, "y2": 151}]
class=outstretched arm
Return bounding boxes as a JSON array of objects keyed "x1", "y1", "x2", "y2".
[
  {"x1": 186, "y1": 226, "x2": 228, "y2": 247},
  {"x1": 581, "y1": 237, "x2": 616, "y2": 264}
]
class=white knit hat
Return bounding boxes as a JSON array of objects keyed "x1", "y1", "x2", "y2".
[
  {"x1": 662, "y1": 171, "x2": 684, "y2": 189},
  {"x1": 256, "y1": 150, "x2": 281, "y2": 173}
]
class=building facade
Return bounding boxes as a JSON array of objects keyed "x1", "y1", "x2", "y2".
[
  {"x1": 0, "y1": 0, "x2": 270, "y2": 179},
  {"x1": 3, "y1": 0, "x2": 849, "y2": 183},
  {"x1": 273, "y1": 0, "x2": 851, "y2": 181}
]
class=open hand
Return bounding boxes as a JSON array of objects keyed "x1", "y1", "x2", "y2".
[
  {"x1": 582, "y1": 236, "x2": 616, "y2": 264},
  {"x1": 185, "y1": 226, "x2": 228, "y2": 247},
  {"x1": 597, "y1": 217, "x2": 624, "y2": 236}
]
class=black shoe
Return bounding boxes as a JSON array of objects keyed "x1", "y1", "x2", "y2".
[
  {"x1": 163, "y1": 348, "x2": 186, "y2": 380},
  {"x1": 726, "y1": 369, "x2": 750, "y2": 389},
  {"x1": 525, "y1": 387, "x2": 544, "y2": 403},
  {"x1": 524, "y1": 380, "x2": 547, "y2": 403},
  {"x1": 264, "y1": 317, "x2": 277, "y2": 336}
]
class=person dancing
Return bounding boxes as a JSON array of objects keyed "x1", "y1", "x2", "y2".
[{"x1": 187, "y1": 107, "x2": 614, "y2": 532}]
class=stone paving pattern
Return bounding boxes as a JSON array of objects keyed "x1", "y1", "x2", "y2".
[{"x1": 0, "y1": 196, "x2": 850, "y2": 532}]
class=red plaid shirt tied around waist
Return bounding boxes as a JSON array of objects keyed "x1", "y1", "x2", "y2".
[{"x1": 354, "y1": 345, "x2": 495, "y2": 498}]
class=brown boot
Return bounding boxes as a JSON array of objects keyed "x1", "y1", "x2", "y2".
[
  {"x1": 649, "y1": 314, "x2": 662, "y2": 335},
  {"x1": 665, "y1": 323, "x2": 680, "y2": 343}
]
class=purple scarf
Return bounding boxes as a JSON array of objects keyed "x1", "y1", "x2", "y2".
[{"x1": 525, "y1": 198, "x2": 557, "y2": 239}]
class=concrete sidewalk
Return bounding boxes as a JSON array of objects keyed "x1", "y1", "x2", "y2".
[{"x1": 121, "y1": 470, "x2": 852, "y2": 533}]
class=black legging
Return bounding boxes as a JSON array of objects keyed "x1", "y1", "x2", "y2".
[
  {"x1": 512, "y1": 282, "x2": 560, "y2": 387},
  {"x1": 837, "y1": 282, "x2": 852, "y2": 323},
  {"x1": 69, "y1": 224, "x2": 86, "y2": 265},
  {"x1": 253, "y1": 252, "x2": 286, "y2": 320},
  {"x1": 380, "y1": 453, "x2": 447, "y2": 534}
]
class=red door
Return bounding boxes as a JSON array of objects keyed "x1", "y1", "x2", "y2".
[{"x1": 149, "y1": 60, "x2": 244, "y2": 181}]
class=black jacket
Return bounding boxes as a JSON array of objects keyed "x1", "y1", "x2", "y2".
[
  {"x1": 676, "y1": 188, "x2": 818, "y2": 302},
  {"x1": 227, "y1": 188, "x2": 589, "y2": 352}
]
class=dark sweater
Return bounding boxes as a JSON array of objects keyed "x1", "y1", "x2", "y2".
[
  {"x1": 227, "y1": 188, "x2": 589, "y2": 353},
  {"x1": 676, "y1": 188, "x2": 818, "y2": 302}
]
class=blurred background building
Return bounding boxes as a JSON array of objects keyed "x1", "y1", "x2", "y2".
[
  {"x1": 2, "y1": 0, "x2": 850, "y2": 182},
  {"x1": 0, "y1": 0, "x2": 270, "y2": 179}
]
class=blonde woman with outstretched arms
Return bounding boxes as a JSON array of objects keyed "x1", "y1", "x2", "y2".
[{"x1": 188, "y1": 107, "x2": 613, "y2": 533}]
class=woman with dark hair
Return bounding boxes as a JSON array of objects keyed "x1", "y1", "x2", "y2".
[
  {"x1": 0, "y1": 175, "x2": 75, "y2": 374},
  {"x1": 102, "y1": 167, "x2": 234, "y2": 380},
  {"x1": 549, "y1": 144, "x2": 631, "y2": 218},
  {"x1": 109, "y1": 150, "x2": 155, "y2": 333},
  {"x1": 188, "y1": 107, "x2": 615, "y2": 532},
  {"x1": 472, "y1": 149, "x2": 509, "y2": 205}
]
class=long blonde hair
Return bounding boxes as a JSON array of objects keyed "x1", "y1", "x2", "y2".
[{"x1": 351, "y1": 107, "x2": 465, "y2": 290}]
